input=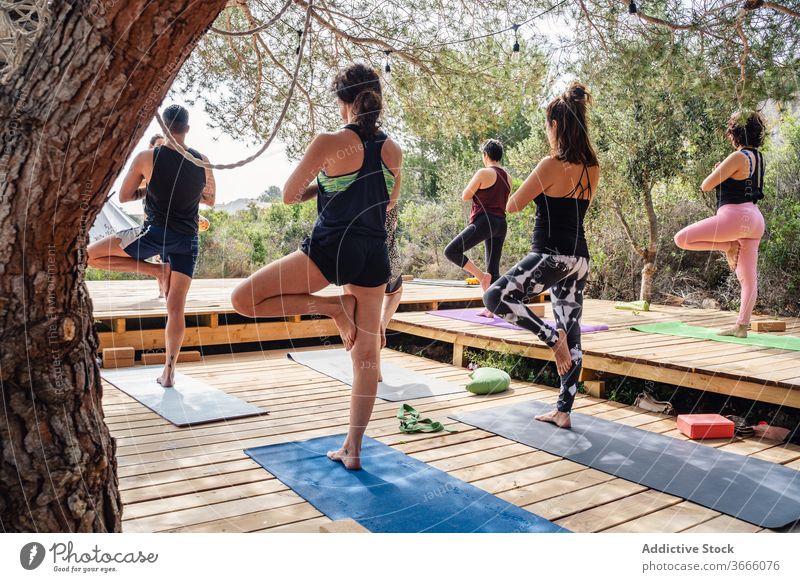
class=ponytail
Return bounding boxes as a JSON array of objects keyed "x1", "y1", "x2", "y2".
[
  {"x1": 546, "y1": 82, "x2": 598, "y2": 166},
  {"x1": 332, "y1": 63, "x2": 383, "y2": 136}
]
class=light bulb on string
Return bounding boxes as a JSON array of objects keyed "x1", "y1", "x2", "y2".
[
  {"x1": 511, "y1": 23, "x2": 520, "y2": 55},
  {"x1": 628, "y1": 1, "x2": 638, "y2": 14},
  {"x1": 384, "y1": 50, "x2": 392, "y2": 74},
  {"x1": 295, "y1": 29, "x2": 303, "y2": 55}
]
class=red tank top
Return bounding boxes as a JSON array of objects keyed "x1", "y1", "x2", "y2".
[{"x1": 469, "y1": 166, "x2": 510, "y2": 223}]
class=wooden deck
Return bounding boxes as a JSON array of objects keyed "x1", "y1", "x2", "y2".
[
  {"x1": 388, "y1": 300, "x2": 800, "y2": 409},
  {"x1": 103, "y1": 348, "x2": 800, "y2": 533},
  {"x1": 88, "y1": 278, "x2": 487, "y2": 351}
]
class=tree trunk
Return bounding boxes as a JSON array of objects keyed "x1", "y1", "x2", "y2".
[
  {"x1": 638, "y1": 184, "x2": 659, "y2": 303},
  {"x1": 639, "y1": 257, "x2": 657, "y2": 303},
  {"x1": 0, "y1": 0, "x2": 227, "y2": 532}
]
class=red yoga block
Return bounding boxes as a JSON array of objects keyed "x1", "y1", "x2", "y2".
[{"x1": 677, "y1": 414, "x2": 735, "y2": 440}]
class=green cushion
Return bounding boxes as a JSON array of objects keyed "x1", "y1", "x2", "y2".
[{"x1": 465, "y1": 367, "x2": 511, "y2": 395}]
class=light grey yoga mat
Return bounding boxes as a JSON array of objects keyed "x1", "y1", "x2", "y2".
[
  {"x1": 452, "y1": 400, "x2": 800, "y2": 529},
  {"x1": 101, "y1": 366, "x2": 267, "y2": 427},
  {"x1": 287, "y1": 349, "x2": 465, "y2": 402}
]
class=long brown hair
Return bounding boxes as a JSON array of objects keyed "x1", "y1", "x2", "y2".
[
  {"x1": 546, "y1": 82, "x2": 598, "y2": 166},
  {"x1": 331, "y1": 63, "x2": 383, "y2": 136}
]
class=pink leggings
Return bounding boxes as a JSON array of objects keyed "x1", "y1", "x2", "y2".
[{"x1": 674, "y1": 203, "x2": 764, "y2": 325}]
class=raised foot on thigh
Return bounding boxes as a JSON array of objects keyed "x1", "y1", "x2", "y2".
[
  {"x1": 333, "y1": 294, "x2": 358, "y2": 350},
  {"x1": 723, "y1": 240, "x2": 741, "y2": 271},
  {"x1": 535, "y1": 409, "x2": 571, "y2": 429},
  {"x1": 552, "y1": 329, "x2": 572, "y2": 376},
  {"x1": 326, "y1": 446, "x2": 361, "y2": 470},
  {"x1": 156, "y1": 263, "x2": 172, "y2": 298}
]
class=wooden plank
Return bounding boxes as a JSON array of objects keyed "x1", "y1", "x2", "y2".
[
  {"x1": 319, "y1": 519, "x2": 370, "y2": 533},
  {"x1": 141, "y1": 350, "x2": 202, "y2": 365}
]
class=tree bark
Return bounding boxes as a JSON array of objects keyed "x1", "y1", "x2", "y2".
[
  {"x1": 638, "y1": 184, "x2": 659, "y2": 303},
  {"x1": 0, "y1": 0, "x2": 227, "y2": 533}
]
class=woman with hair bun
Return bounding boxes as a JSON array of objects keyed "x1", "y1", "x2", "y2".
[
  {"x1": 231, "y1": 63, "x2": 403, "y2": 469},
  {"x1": 674, "y1": 111, "x2": 767, "y2": 338},
  {"x1": 483, "y1": 82, "x2": 600, "y2": 429}
]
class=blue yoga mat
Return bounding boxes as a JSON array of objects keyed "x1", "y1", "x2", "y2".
[{"x1": 245, "y1": 434, "x2": 567, "y2": 533}]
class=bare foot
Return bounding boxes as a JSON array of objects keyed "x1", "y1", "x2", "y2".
[
  {"x1": 333, "y1": 294, "x2": 358, "y2": 350},
  {"x1": 156, "y1": 369, "x2": 175, "y2": 388},
  {"x1": 723, "y1": 240, "x2": 741, "y2": 271},
  {"x1": 327, "y1": 446, "x2": 361, "y2": 470},
  {"x1": 156, "y1": 263, "x2": 171, "y2": 299},
  {"x1": 476, "y1": 309, "x2": 495, "y2": 318},
  {"x1": 535, "y1": 409, "x2": 572, "y2": 429},
  {"x1": 551, "y1": 329, "x2": 572, "y2": 376},
  {"x1": 478, "y1": 271, "x2": 492, "y2": 292},
  {"x1": 717, "y1": 324, "x2": 748, "y2": 338}
]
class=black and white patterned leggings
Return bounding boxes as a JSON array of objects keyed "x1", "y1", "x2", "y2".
[{"x1": 483, "y1": 253, "x2": 589, "y2": 413}]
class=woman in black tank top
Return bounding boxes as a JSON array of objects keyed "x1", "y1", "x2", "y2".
[
  {"x1": 231, "y1": 64, "x2": 403, "y2": 470},
  {"x1": 484, "y1": 82, "x2": 600, "y2": 429}
]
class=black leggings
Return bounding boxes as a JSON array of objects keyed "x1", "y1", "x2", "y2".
[
  {"x1": 444, "y1": 213, "x2": 507, "y2": 281},
  {"x1": 484, "y1": 253, "x2": 589, "y2": 413}
]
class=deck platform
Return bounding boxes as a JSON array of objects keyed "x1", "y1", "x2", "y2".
[
  {"x1": 103, "y1": 348, "x2": 800, "y2": 533},
  {"x1": 88, "y1": 278, "x2": 486, "y2": 352},
  {"x1": 388, "y1": 300, "x2": 800, "y2": 409}
]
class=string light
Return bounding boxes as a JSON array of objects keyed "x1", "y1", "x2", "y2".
[
  {"x1": 512, "y1": 23, "x2": 520, "y2": 53},
  {"x1": 628, "y1": 1, "x2": 638, "y2": 14},
  {"x1": 384, "y1": 50, "x2": 392, "y2": 73},
  {"x1": 295, "y1": 29, "x2": 303, "y2": 54}
]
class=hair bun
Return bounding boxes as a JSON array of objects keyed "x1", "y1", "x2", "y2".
[{"x1": 563, "y1": 82, "x2": 591, "y2": 105}]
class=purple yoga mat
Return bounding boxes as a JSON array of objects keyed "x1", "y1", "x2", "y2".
[{"x1": 427, "y1": 308, "x2": 609, "y2": 333}]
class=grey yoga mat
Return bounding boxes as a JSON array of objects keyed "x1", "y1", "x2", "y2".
[
  {"x1": 451, "y1": 400, "x2": 800, "y2": 529},
  {"x1": 287, "y1": 349, "x2": 464, "y2": 402},
  {"x1": 101, "y1": 366, "x2": 267, "y2": 427}
]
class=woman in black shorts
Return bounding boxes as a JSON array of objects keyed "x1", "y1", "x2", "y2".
[{"x1": 231, "y1": 64, "x2": 403, "y2": 470}]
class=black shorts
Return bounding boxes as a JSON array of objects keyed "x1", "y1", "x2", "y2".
[
  {"x1": 301, "y1": 234, "x2": 390, "y2": 288},
  {"x1": 385, "y1": 275, "x2": 403, "y2": 295}
]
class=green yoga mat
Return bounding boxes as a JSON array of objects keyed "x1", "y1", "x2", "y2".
[{"x1": 631, "y1": 321, "x2": 800, "y2": 351}]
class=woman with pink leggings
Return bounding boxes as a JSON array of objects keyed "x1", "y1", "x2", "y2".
[{"x1": 674, "y1": 111, "x2": 766, "y2": 337}]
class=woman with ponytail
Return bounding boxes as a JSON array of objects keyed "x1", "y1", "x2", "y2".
[
  {"x1": 484, "y1": 82, "x2": 600, "y2": 429},
  {"x1": 231, "y1": 63, "x2": 403, "y2": 468}
]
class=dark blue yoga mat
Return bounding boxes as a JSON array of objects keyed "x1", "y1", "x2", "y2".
[
  {"x1": 245, "y1": 434, "x2": 567, "y2": 533},
  {"x1": 452, "y1": 401, "x2": 800, "y2": 529}
]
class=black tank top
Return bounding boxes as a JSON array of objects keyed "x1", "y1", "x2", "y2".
[
  {"x1": 145, "y1": 145, "x2": 207, "y2": 235},
  {"x1": 312, "y1": 124, "x2": 391, "y2": 243},
  {"x1": 716, "y1": 148, "x2": 765, "y2": 209},
  {"x1": 531, "y1": 163, "x2": 592, "y2": 258}
]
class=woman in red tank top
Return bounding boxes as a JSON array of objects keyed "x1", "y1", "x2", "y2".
[{"x1": 444, "y1": 139, "x2": 511, "y2": 316}]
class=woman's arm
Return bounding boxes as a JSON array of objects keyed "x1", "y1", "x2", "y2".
[
  {"x1": 461, "y1": 168, "x2": 491, "y2": 201},
  {"x1": 383, "y1": 138, "x2": 403, "y2": 211},
  {"x1": 283, "y1": 134, "x2": 329, "y2": 204},
  {"x1": 701, "y1": 151, "x2": 746, "y2": 192},
  {"x1": 506, "y1": 157, "x2": 553, "y2": 214}
]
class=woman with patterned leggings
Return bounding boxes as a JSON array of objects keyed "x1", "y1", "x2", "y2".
[
  {"x1": 484, "y1": 83, "x2": 600, "y2": 429},
  {"x1": 674, "y1": 111, "x2": 767, "y2": 338}
]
